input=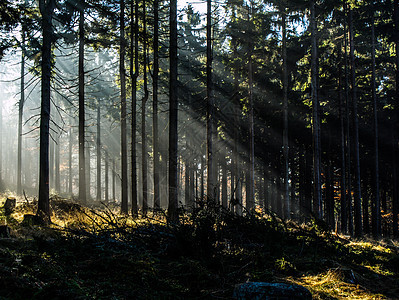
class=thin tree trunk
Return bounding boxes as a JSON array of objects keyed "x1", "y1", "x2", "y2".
[
  {"x1": 248, "y1": 17, "x2": 255, "y2": 211},
  {"x1": 153, "y1": 0, "x2": 160, "y2": 210},
  {"x1": 68, "y1": 120, "x2": 73, "y2": 195},
  {"x1": 55, "y1": 126, "x2": 60, "y2": 192},
  {"x1": 393, "y1": 0, "x2": 399, "y2": 237},
  {"x1": 282, "y1": 7, "x2": 289, "y2": 218},
  {"x1": 120, "y1": 0, "x2": 128, "y2": 214},
  {"x1": 206, "y1": 0, "x2": 214, "y2": 200},
  {"x1": 86, "y1": 140, "x2": 90, "y2": 200},
  {"x1": 339, "y1": 46, "x2": 347, "y2": 234},
  {"x1": 349, "y1": 7, "x2": 363, "y2": 237},
  {"x1": 221, "y1": 151, "x2": 228, "y2": 208},
  {"x1": 130, "y1": 0, "x2": 138, "y2": 216},
  {"x1": 142, "y1": 0, "x2": 148, "y2": 215},
  {"x1": 168, "y1": 0, "x2": 179, "y2": 222},
  {"x1": 78, "y1": 2, "x2": 86, "y2": 204},
  {"x1": 96, "y1": 105, "x2": 101, "y2": 201},
  {"x1": 344, "y1": 3, "x2": 353, "y2": 235},
  {"x1": 371, "y1": 8, "x2": 380, "y2": 237},
  {"x1": 112, "y1": 159, "x2": 116, "y2": 201},
  {"x1": 310, "y1": 0, "x2": 322, "y2": 218},
  {"x1": 37, "y1": 0, "x2": 55, "y2": 221},
  {"x1": 0, "y1": 97, "x2": 2, "y2": 189},
  {"x1": 17, "y1": 25, "x2": 25, "y2": 195},
  {"x1": 105, "y1": 151, "x2": 109, "y2": 202}
]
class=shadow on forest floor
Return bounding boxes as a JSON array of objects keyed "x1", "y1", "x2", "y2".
[{"x1": 0, "y1": 194, "x2": 398, "y2": 299}]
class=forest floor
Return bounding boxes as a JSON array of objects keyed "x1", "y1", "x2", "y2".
[{"x1": 0, "y1": 194, "x2": 399, "y2": 299}]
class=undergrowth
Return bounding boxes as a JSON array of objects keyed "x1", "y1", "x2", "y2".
[{"x1": 0, "y1": 195, "x2": 398, "y2": 299}]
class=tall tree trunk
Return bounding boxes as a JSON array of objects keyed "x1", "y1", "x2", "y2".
[
  {"x1": 310, "y1": 0, "x2": 322, "y2": 218},
  {"x1": 37, "y1": 0, "x2": 55, "y2": 221},
  {"x1": 0, "y1": 97, "x2": 2, "y2": 190},
  {"x1": 86, "y1": 139, "x2": 90, "y2": 200},
  {"x1": 17, "y1": 25, "x2": 25, "y2": 195},
  {"x1": 50, "y1": 137, "x2": 54, "y2": 189},
  {"x1": 96, "y1": 104, "x2": 101, "y2": 201},
  {"x1": 105, "y1": 151, "x2": 109, "y2": 202},
  {"x1": 68, "y1": 119, "x2": 73, "y2": 195},
  {"x1": 282, "y1": 7, "x2": 289, "y2": 218},
  {"x1": 112, "y1": 159, "x2": 116, "y2": 201},
  {"x1": 130, "y1": 0, "x2": 138, "y2": 216},
  {"x1": 142, "y1": 0, "x2": 148, "y2": 215},
  {"x1": 153, "y1": 0, "x2": 160, "y2": 210},
  {"x1": 371, "y1": 8, "x2": 380, "y2": 237},
  {"x1": 349, "y1": 7, "x2": 363, "y2": 237},
  {"x1": 120, "y1": 0, "x2": 128, "y2": 214},
  {"x1": 344, "y1": 4, "x2": 353, "y2": 235},
  {"x1": 78, "y1": 2, "x2": 86, "y2": 204},
  {"x1": 248, "y1": 18, "x2": 255, "y2": 211},
  {"x1": 206, "y1": 0, "x2": 214, "y2": 200},
  {"x1": 168, "y1": 0, "x2": 179, "y2": 222},
  {"x1": 393, "y1": 0, "x2": 399, "y2": 237},
  {"x1": 55, "y1": 127, "x2": 60, "y2": 192},
  {"x1": 221, "y1": 151, "x2": 228, "y2": 208},
  {"x1": 339, "y1": 46, "x2": 347, "y2": 234}
]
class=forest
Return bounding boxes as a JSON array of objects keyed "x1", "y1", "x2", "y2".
[{"x1": 0, "y1": 0, "x2": 399, "y2": 298}]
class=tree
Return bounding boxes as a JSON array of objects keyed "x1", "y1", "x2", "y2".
[
  {"x1": 168, "y1": 0, "x2": 178, "y2": 222},
  {"x1": 141, "y1": 0, "x2": 149, "y2": 215},
  {"x1": 153, "y1": 0, "x2": 160, "y2": 210},
  {"x1": 370, "y1": 3, "x2": 380, "y2": 238},
  {"x1": 131, "y1": 0, "x2": 138, "y2": 216},
  {"x1": 120, "y1": 0, "x2": 128, "y2": 215},
  {"x1": 206, "y1": 0, "x2": 214, "y2": 200},
  {"x1": 37, "y1": 0, "x2": 56, "y2": 222},
  {"x1": 310, "y1": 0, "x2": 322, "y2": 219},
  {"x1": 78, "y1": 0, "x2": 87, "y2": 204},
  {"x1": 349, "y1": 6, "x2": 362, "y2": 237}
]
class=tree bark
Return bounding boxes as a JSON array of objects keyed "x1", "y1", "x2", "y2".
[
  {"x1": 142, "y1": 0, "x2": 148, "y2": 215},
  {"x1": 168, "y1": 0, "x2": 179, "y2": 222},
  {"x1": 339, "y1": 46, "x2": 347, "y2": 234},
  {"x1": 130, "y1": 0, "x2": 138, "y2": 216},
  {"x1": 371, "y1": 8, "x2": 380, "y2": 237},
  {"x1": 37, "y1": 0, "x2": 55, "y2": 222},
  {"x1": 206, "y1": 0, "x2": 214, "y2": 200},
  {"x1": 96, "y1": 104, "x2": 101, "y2": 201},
  {"x1": 120, "y1": 0, "x2": 128, "y2": 214},
  {"x1": 17, "y1": 25, "x2": 25, "y2": 195},
  {"x1": 78, "y1": 2, "x2": 86, "y2": 204},
  {"x1": 282, "y1": 7, "x2": 289, "y2": 218},
  {"x1": 153, "y1": 0, "x2": 160, "y2": 210},
  {"x1": 310, "y1": 0, "x2": 322, "y2": 218},
  {"x1": 349, "y1": 7, "x2": 363, "y2": 237},
  {"x1": 248, "y1": 15, "x2": 255, "y2": 211},
  {"x1": 105, "y1": 151, "x2": 109, "y2": 202},
  {"x1": 393, "y1": 0, "x2": 399, "y2": 237},
  {"x1": 68, "y1": 119, "x2": 73, "y2": 195}
]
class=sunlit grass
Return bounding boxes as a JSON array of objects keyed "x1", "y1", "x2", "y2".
[
  {"x1": 288, "y1": 269, "x2": 386, "y2": 299},
  {"x1": 1, "y1": 193, "x2": 398, "y2": 299}
]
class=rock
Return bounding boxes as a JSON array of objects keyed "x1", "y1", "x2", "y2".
[
  {"x1": 233, "y1": 282, "x2": 312, "y2": 300},
  {"x1": 4, "y1": 197, "x2": 16, "y2": 215}
]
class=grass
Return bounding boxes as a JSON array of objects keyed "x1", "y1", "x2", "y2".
[{"x1": 0, "y1": 194, "x2": 398, "y2": 299}]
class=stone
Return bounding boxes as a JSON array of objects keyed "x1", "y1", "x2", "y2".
[{"x1": 233, "y1": 282, "x2": 312, "y2": 300}]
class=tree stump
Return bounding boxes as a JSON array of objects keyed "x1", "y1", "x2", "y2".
[
  {"x1": 233, "y1": 282, "x2": 312, "y2": 300},
  {"x1": 4, "y1": 197, "x2": 16, "y2": 215}
]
